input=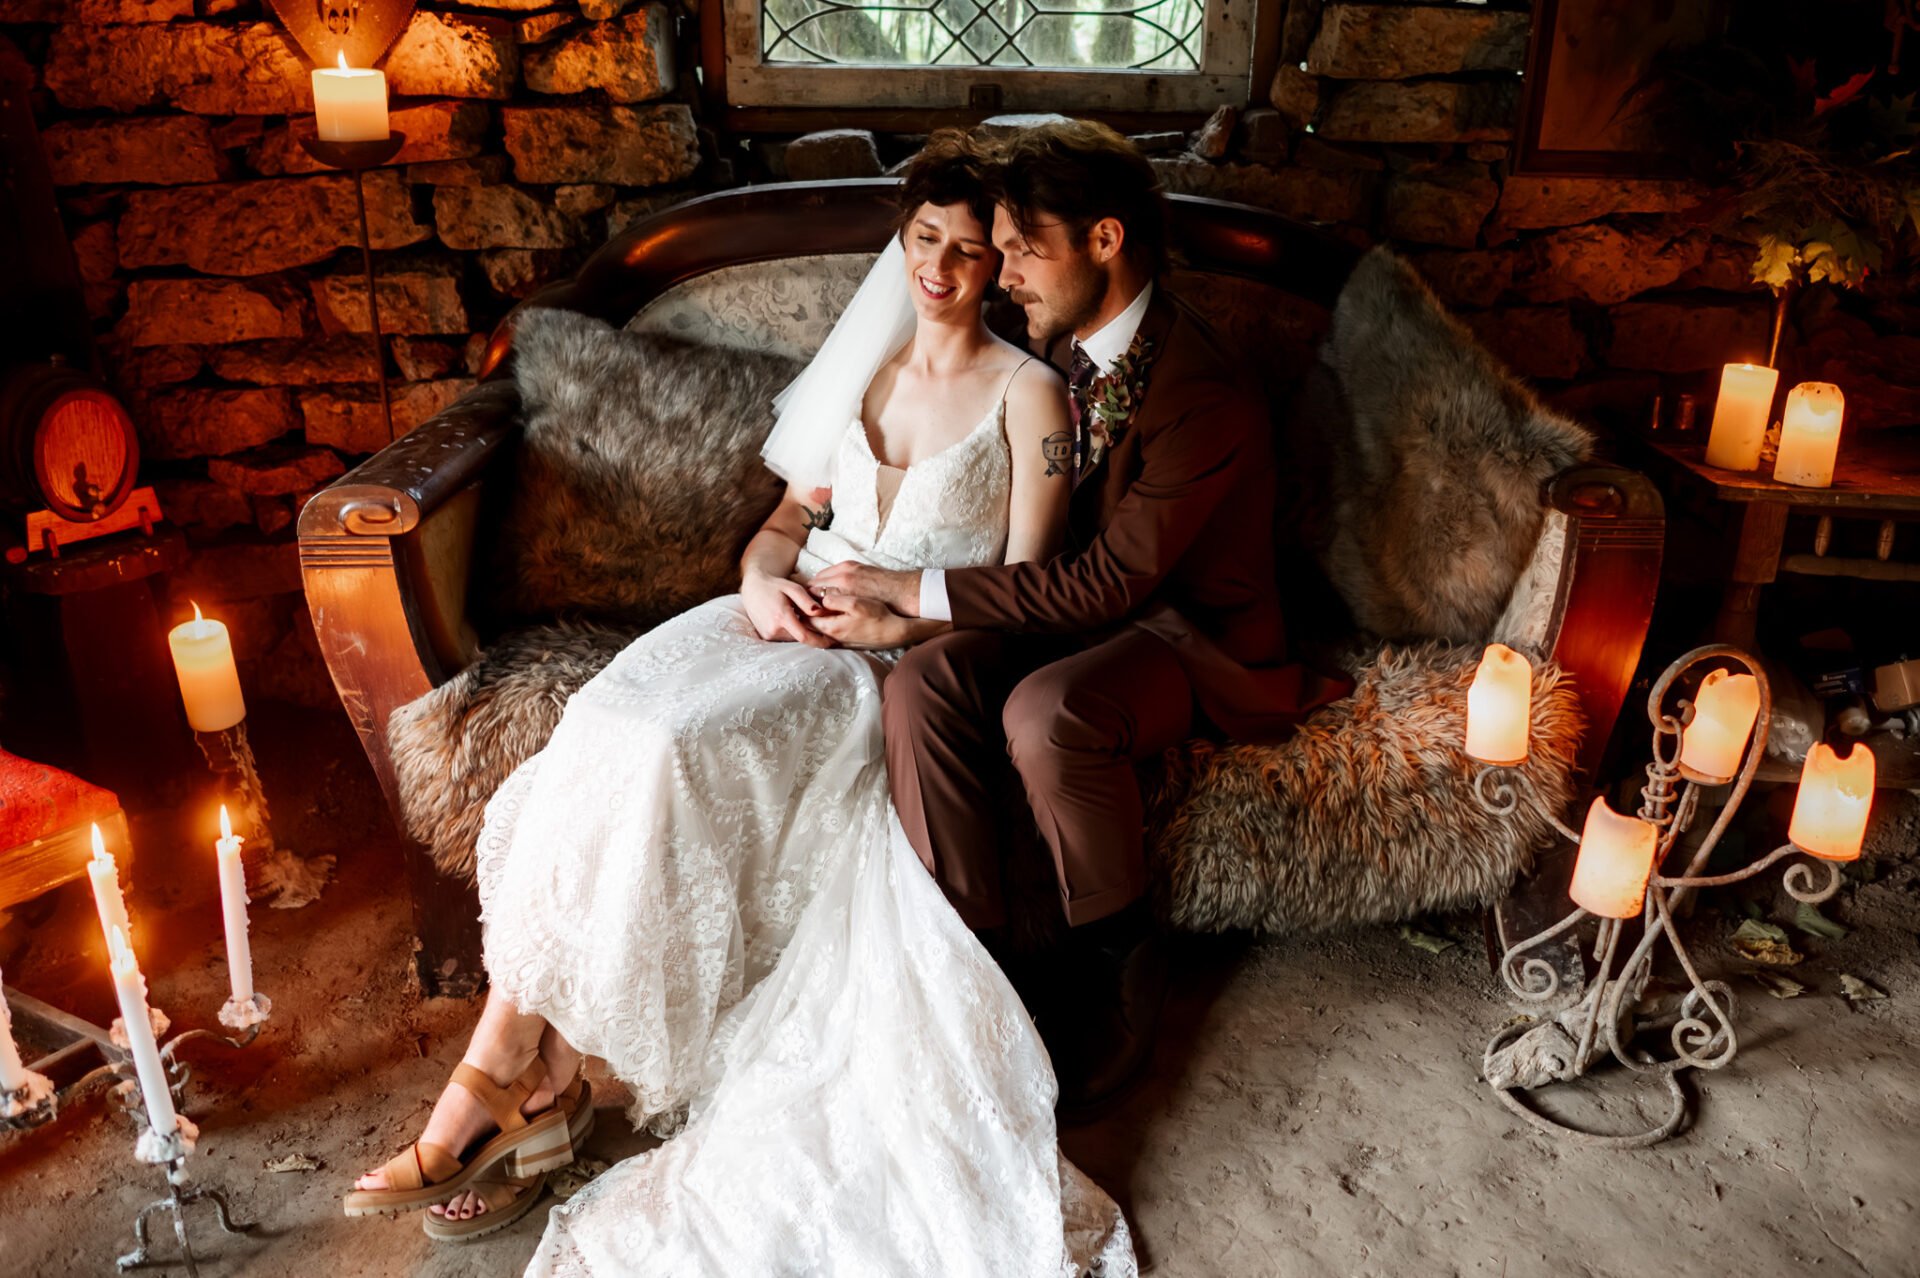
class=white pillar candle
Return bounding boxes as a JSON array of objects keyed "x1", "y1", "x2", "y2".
[
  {"x1": 0, "y1": 973, "x2": 26, "y2": 1093},
  {"x1": 1677, "y1": 669, "x2": 1760, "y2": 781},
  {"x1": 88, "y1": 822, "x2": 133, "y2": 954},
  {"x1": 1773, "y1": 382, "x2": 1846, "y2": 488},
  {"x1": 168, "y1": 602, "x2": 245, "y2": 733},
  {"x1": 107, "y1": 926, "x2": 178, "y2": 1142},
  {"x1": 312, "y1": 52, "x2": 389, "y2": 143},
  {"x1": 1789, "y1": 742, "x2": 1876, "y2": 862},
  {"x1": 1705, "y1": 363, "x2": 1779, "y2": 472},
  {"x1": 1567, "y1": 797, "x2": 1659, "y2": 919},
  {"x1": 215, "y1": 805, "x2": 254, "y2": 1004},
  {"x1": 1465, "y1": 643, "x2": 1532, "y2": 766}
]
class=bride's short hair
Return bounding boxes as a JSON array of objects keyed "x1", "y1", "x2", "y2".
[
  {"x1": 896, "y1": 130, "x2": 997, "y2": 243},
  {"x1": 986, "y1": 120, "x2": 1167, "y2": 277}
]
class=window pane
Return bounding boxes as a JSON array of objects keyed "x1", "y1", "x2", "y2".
[{"x1": 761, "y1": 0, "x2": 1205, "y2": 71}]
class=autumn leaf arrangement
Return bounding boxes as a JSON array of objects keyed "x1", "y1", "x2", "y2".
[{"x1": 1649, "y1": 36, "x2": 1920, "y2": 294}]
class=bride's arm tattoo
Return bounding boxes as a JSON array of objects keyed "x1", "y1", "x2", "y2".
[
  {"x1": 801, "y1": 499, "x2": 834, "y2": 531},
  {"x1": 1040, "y1": 432, "x2": 1071, "y2": 479}
]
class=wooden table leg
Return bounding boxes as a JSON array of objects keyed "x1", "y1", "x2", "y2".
[{"x1": 1713, "y1": 501, "x2": 1789, "y2": 648}]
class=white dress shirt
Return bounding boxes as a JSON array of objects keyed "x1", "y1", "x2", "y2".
[{"x1": 919, "y1": 282, "x2": 1155, "y2": 621}]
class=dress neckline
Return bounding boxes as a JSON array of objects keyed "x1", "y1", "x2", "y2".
[{"x1": 853, "y1": 400, "x2": 1003, "y2": 475}]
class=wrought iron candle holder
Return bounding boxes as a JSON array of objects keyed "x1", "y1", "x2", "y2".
[
  {"x1": 297, "y1": 130, "x2": 406, "y2": 446},
  {"x1": 1474, "y1": 644, "x2": 1859, "y2": 1148},
  {"x1": 3, "y1": 988, "x2": 270, "y2": 1273}
]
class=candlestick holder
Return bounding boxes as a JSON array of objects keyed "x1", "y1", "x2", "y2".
[
  {"x1": 296, "y1": 130, "x2": 406, "y2": 446},
  {"x1": 1474, "y1": 645, "x2": 1849, "y2": 1148},
  {"x1": 195, "y1": 722, "x2": 333, "y2": 908},
  {"x1": 2, "y1": 991, "x2": 269, "y2": 1273}
]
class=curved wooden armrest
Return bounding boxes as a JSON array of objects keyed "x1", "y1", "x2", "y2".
[
  {"x1": 298, "y1": 381, "x2": 523, "y2": 812},
  {"x1": 298, "y1": 382, "x2": 521, "y2": 539}
]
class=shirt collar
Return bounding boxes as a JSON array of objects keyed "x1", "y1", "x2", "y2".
[{"x1": 1073, "y1": 281, "x2": 1154, "y2": 375}]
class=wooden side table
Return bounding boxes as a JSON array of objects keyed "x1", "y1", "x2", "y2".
[{"x1": 1641, "y1": 431, "x2": 1920, "y2": 650}]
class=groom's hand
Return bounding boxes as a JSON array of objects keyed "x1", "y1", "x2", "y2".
[{"x1": 810, "y1": 563, "x2": 921, "y2": 617}]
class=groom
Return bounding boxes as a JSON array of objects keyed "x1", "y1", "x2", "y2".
[{"x1": 812, "y1": 121, "x2": 1344, "y2": 1110}]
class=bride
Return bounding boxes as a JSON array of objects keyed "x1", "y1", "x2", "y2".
[{"x1": 346, "y1": 132, "x2": 1137, "y2": 1275}]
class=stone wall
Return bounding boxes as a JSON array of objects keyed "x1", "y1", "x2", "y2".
[
  {"x1": 2, "y1": 0, "x2": 708, "y2": 706},
  {"x1": 8, "y1": 0, "x2": 1914, "y2": 716}
]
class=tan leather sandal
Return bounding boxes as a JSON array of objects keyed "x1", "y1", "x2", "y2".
[
  {"x1": 343, "y1": 1060, "x2": 574, "y2": 1218},
  {"x1": 421, "y1": 1075, "x2": 595, "y2": 1243}
]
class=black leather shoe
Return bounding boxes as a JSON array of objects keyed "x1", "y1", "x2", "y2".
[{"x1": 1055, "y1": 930, "x2": 1168, "y2": 1122}]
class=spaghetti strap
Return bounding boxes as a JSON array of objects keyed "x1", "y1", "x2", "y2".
[{"x1": 997, "y1": 355, "x2": 1039, "y2": 406}]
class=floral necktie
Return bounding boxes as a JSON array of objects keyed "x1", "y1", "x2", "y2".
[{"x1": 1067, "y1": 342, "x2": 1097, "y2": 488}]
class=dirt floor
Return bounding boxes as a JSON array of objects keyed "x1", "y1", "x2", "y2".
[{"x1": 3, "y1": 704, "x2": 1917, "y2": 1278}]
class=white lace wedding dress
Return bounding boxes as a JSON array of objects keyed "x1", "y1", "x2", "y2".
[{"x1": 475, "y1": 401, "x2": 1136, "y2": 1277}]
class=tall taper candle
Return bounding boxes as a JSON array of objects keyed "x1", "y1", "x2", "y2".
[
  {"x1": 215, "y1": 805, "x2": 254, "y2": 1003},
  {"x1": 107, "y1": 926, "x2": 178, "y2": 1142},
  {"x1": 88, "y1": 822, "x2": 132, "y2": 954}
]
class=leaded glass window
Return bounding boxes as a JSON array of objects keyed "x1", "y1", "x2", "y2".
[
  {"x1": 760, "y1": 0, "x2": 1206, "y2": 73},
  {"x1": 721, "y1": 0, "x2": 1254, "y2": 112}
]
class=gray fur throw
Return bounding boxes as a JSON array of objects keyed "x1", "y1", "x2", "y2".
[
  {"x1": 1316, "y1": 248, "x2": 1592, "y2": 643},
  {"x1": 1148, "y1": 642, "x2": 1584, "y2": 934},
  {"x1": 390, "y1": 620, "x2": 634, "y2": 878},
  {"x1": 482, "y1": 308, "x2": 800, "y2": 628}
]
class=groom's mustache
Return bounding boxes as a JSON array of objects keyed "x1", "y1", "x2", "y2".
[{"x1": 1008, "y1": 289, "x2": 1042, "y2": 305}]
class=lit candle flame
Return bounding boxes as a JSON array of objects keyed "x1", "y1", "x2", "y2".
[
  {"x1": 219, "y1": 804, "x2": 233, "y2": 841},
  {"x1": 337, "y1": 50, "x2": 349, "y2": 71},
  {"x1": 91, "y1": 821, "x2": 108, "y2": 862}
]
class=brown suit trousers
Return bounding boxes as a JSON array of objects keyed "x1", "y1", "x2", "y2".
[{"x1": 885, "y1": 626, "x2": 1193, "y2": 930}]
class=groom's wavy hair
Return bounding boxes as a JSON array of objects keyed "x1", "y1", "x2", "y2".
[
  {"x1": 895, "y1": 130, "x2": 998, "y2": 244},
  {"x1": 986, "y1": 120, "x2": 1168, "y2": 278}
]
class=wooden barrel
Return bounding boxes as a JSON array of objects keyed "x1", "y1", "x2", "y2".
[{"x1": 0, "y1": 361, "x2": 139, "y2": 522}]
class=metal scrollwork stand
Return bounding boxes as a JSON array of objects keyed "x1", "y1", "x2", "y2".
[
  {"x1": 3, "y1": 994, "x2": 270, "y2": 1274},
  {"x1": 1474, "y1": 645, "x2": 1844, "y2": 1148}
]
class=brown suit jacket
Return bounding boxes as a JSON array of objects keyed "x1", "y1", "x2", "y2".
[{"x1": 943, "y1": 289, "x2": 1349, "y2": 739}]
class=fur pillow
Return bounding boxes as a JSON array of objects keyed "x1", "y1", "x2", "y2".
[
  {"x1": 481, "y1": 309, "x2": 801, "y2": 629},
  {"x1": 1314, "y1": 248, "x2": 1592, "y2": 643}
]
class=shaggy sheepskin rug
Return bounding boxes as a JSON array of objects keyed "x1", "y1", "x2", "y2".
[
  {"x1": 390, "y1": 620, "x2": 635, "y2": 878},
  {"x1": 1148, "y1": 643, "x2": 1583, "y2": 934}
]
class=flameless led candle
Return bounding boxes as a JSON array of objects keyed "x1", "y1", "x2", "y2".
[
  {"x1": 311, "y1": 51, "x2": 389, "y2": 143},
  {"x1": 107, "y1": 926, "x2": 178, "y2": 1142},
  {"x1": 168, "y1": 602, "x2": 245, "y2": 733},
  {"x1": 1465, "y1": 643, "x2": 1531, "y2": 765},
  {"x1": 1677, "y1": 669, "x2": 1761, "y2": 781},
  {"x1": 1773, "y1": 382, "x2": 1846, "y2": 488},
  {"x1": 0, "y1": 971, "x2": 25, "y2": 1093},
  {"x1": 1788, "y1": 742, "x2": 1875, "y2": 861},
  {"x1": 88, "y1": 822, "x2": 133, "y2": 954},
  {"x1": 1704, "y1": 362, "x2": 1780, "y2": 472},
  {"x1": 215, "y1": 806, "x2": 254, "y2": 1004},
  {"x1": 1568, "y1": 797, "x2": 1658, "y2": 919}
]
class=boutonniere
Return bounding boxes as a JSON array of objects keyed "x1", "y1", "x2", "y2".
[{"x1": 1084, "y1": 334, "x2": 1156, "y2": 455}]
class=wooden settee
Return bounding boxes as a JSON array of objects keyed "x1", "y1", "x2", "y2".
[{"x1": 297, "y1": 181, "x2": 1663, "y2": 994}]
